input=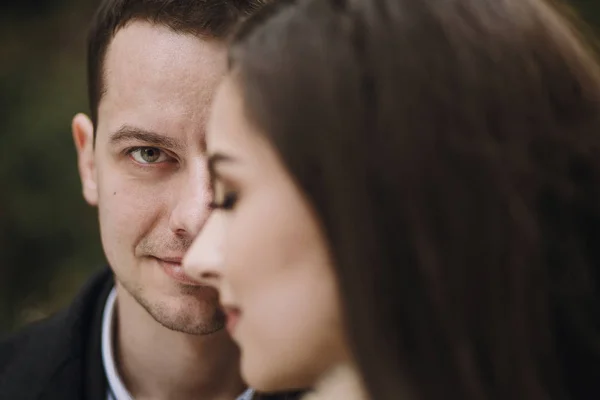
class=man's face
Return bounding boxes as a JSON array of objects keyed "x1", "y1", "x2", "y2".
[{"x1": 73, "y1": 21, "x2": 227, "y2": 334}]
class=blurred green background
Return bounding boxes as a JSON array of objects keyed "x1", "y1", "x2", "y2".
[
  {"x1": 1, "y1": 0, "x2": 600, "y2": 334},
  {"x1": 0, "y1": 0, "x2": 103, "y2": 333}
]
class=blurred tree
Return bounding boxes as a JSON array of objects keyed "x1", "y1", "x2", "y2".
[
  {"x1": 575, "y1": 0, "x2": 600, "y2": 26},
  {"x1": 0, "y1": 0, "x2": 103, "y2": 333}
]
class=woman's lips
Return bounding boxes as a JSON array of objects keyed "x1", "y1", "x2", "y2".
[{"x1": 223, "y1": 306, "x2": 242, "y2": 335}]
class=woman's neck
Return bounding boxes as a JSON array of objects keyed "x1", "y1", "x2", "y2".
[{"x1": 303, "y1": 364, "x2": 368, "y2": 400}]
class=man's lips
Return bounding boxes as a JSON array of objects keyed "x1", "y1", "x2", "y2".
[
  {"x1": 152, "y1": 256, "x2": 203, "y2": 286},
  {"x1": 158, "y1": 256, "x2": 183, "y2": 263}
]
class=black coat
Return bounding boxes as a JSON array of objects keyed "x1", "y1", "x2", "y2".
[{"x1": 0, "y1": 268, "x2": 302, "y2": 400}]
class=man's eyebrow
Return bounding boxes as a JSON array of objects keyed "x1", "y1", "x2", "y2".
[
  {"x1": 207, "y1": 152, "x2": 235, "y2": 175},
  {"x1": 109, "y1": 125, "x2": 184, "y2": 152}
]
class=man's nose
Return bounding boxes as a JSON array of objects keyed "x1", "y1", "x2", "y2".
[
  {"x1": 183, "y1": 213, "x2": 225, "y2": 289},
  {"x1": 169, "y1": 162, "x2": 211, "y2": 238}
]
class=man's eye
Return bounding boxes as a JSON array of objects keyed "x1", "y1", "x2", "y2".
[{"x1": 129, "y1": 147, "x2": 168, "y2": 164}]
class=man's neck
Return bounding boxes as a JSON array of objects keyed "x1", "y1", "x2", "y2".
[{"x1": 114, "y1": 283, "x2": 246, "y2": 400}]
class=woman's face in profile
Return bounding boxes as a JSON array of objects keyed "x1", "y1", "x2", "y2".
[{"x1": 183, "y1": 77, "x2": 350, "y2": 391}]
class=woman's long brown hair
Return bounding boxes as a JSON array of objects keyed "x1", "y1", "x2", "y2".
[{"x1": 230, "y1": 0, "x2": 600, "y2": 398}]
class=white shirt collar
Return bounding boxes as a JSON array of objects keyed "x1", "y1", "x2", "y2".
[
  {"x1": 101, "y1": 287, "x2": 255, "y2": 400},
  {"x1": 102, "y1": 288, "x2": 133, "y2": 400}
]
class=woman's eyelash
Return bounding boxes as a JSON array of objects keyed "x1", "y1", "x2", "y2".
[{"x1": 209, "y1": 192, "x2": 238, "y2": 211}]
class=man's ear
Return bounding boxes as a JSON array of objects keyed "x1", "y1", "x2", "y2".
[{"x1": 72, "y1": 113, "x2": 98, "y2": 206}]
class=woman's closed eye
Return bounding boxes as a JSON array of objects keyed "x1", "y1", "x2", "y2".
[
  {"x1": 210, "y1": 178, "x2": 238, "y2": 211},
  {"x1": 209, "y1": 191, "x2": 238, "y2": 210}
]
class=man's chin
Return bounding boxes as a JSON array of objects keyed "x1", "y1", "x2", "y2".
[
  {"x1": 146, "y1": 302, "x2": 225, "y2": 335},
  {"x1": 134, "y1": 289, "x2": 225, "y2": 335},
  {"x1": 151, "y1": 311, "x2": 225, "y2": 335}
]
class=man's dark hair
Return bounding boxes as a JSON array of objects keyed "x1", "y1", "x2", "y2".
[{"x1": 87, "y1": 0, "x2": 265, "y2": 130}]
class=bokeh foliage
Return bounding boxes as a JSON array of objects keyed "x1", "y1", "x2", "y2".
[
  {"x1": 1, "y1": 0, "x2": 599, "y2": 333},
  {"x1": 1, "y1": 0, "x2": 103, "y2": 333}
]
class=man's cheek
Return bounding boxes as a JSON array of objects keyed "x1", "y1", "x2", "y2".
[{"x1": 99, "y1": 193, "x2": 145, "y2": 237}]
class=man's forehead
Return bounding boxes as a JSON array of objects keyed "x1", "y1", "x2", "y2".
[
  {"x1": 105, "y1": 21, "x2": 225, "y2": 87},
  {"x1": 97, "y1": 20, "x2": 227, "y2": 135}
]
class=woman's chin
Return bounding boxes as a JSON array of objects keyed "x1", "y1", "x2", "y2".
[{"x1": 241, "y1": 360, "x2": 317, "y2": 394}]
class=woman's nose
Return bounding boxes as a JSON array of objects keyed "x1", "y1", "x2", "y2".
[{"x1": 183, "y1": 212, "x2": 226, "y2": 288}]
